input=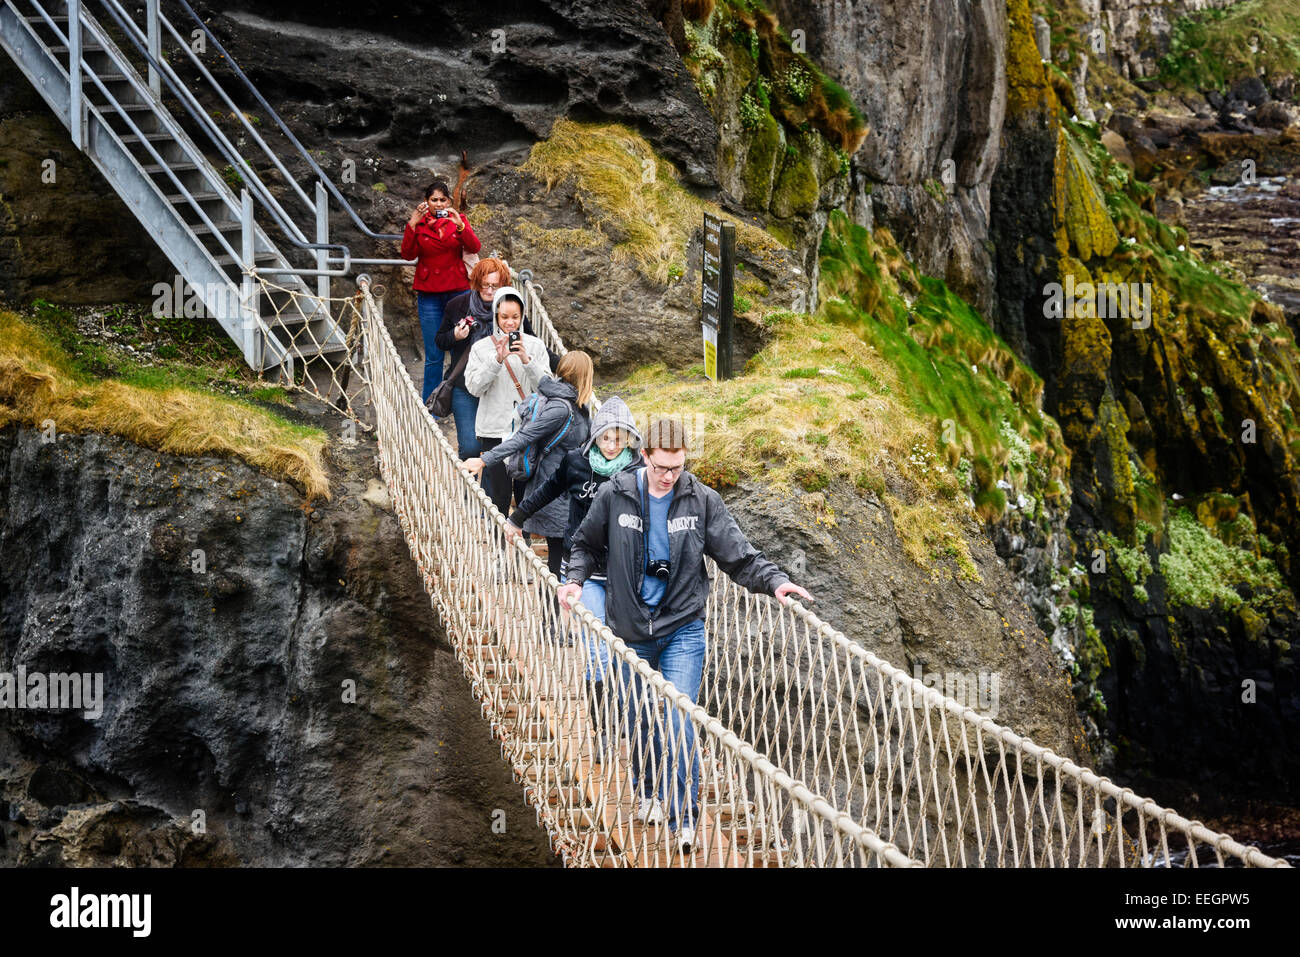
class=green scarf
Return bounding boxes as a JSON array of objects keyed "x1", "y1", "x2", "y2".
[{"x1": 589, "y1": 444, "x2": 634, "y2": 477}]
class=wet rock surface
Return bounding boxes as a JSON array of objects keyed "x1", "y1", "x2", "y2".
[
  {"x1": 0, "y1": 423, "x2": 556, "y2": 866},
  {"x1": 201, "y1": 0, "x2": 718, "y2": 186},
  {"x1": 1184, "y1": 176, "x2": 1300, "y2": 320}
]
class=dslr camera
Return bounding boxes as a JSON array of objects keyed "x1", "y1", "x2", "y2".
[{"x1": 646, "y1": 558, "x2": 671, "y2": 580}]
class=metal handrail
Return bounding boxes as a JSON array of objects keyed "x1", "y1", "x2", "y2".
[
  {"x1": 90, "y1": 0, "x2": 351, "y2": 274},
  {"x1": 168, "y1": 0, "x2": 405, "y2": 244}
]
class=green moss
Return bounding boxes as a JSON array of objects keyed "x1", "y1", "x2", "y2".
[
  {"x1": 740, "y1": 111, "x2": 781, "y2": 208},
  {"x1": 1157, "y1": 1, "x2": 1300, "y2": 93},
  {"x1": 1061, "y1": 130, "x2": 1119, "y2": 261},
  {"x1": 1077, "y1": 605, "x2": 1111, "y2": 683},
  {"x1": 1158, "y1": 508, "x2": 1285, "y2": 610},
  {"x1": 923, "y1": 178, "x2": 947, "y2": 203},
  {"x1": 770, "y1": 147, "x2": 819, "y2": 218},
  {"x1": 818, "y1": 210, "x2": 1070, "y2": 503}
]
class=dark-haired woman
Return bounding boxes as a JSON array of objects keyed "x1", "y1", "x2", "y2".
[{"x1": 401, "y1": 180, "x2": 481, "y2": 402}]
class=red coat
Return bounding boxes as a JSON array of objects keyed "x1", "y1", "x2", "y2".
[{"x1": 400, "y1": 214, "x2": 482, "y2": 293}]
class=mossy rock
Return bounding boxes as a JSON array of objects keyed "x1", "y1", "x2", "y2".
[
  {"x1": 741, "y1": 111, "x2": 782, "y2": 211},
  {"x1": 1097, "y1": 390, "x2": 1137, "y2": 540},
  {"x1": 1061, "y1": 130, "x2": 1119, "y2": 261},
  {"x1": 771, "y1": 147, "x2": 819, "y2": 219}
]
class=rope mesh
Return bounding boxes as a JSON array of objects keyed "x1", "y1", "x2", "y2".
[
  {"x1": 294, "y1": 270, "x2": 1284, "y2": 868},
  {"x1": 248, "y1": 275, "x2": 373, "y2": 424}
]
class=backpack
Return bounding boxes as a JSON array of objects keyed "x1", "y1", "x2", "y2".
[{"x1": 505, "y1": 394, "x2": 576, "y2": 481}]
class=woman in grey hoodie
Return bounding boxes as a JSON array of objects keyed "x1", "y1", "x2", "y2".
[{"x1": 465, "y1": 351, "x2": 594, "y2": 575}]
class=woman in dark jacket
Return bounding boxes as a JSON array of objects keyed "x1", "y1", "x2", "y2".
[
  {"x1": 401, "y1": 179, "x2": 481, "y2": 402},
  {"x1": 506, "y1": 395, "x2": 640, "y2": 694},
  {"x1": 464, "y1": 350, "x2": 595, "y2": 578},
  {"x1": 434, "y1": 257, "x2": 508, "y2": 459}
]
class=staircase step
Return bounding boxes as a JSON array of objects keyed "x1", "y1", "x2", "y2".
[
  {"x1": 102, "y1": 102, "x2": 157, "y2": 115},
  {"x1": 191, "y1": 221, "x2": 244, "y2": 237},
  {"x1": 25, "y1": 14, "x2": 69, "y2": 24},
  {"x1": 165, "y1": 191, "x2": 225, "y2": 205},
  {"x1": 50, "y1": 44, "x2": 108, "y2": 55},
  {"x1": 119, "y1": 132, "x2": 176, "y2": 145},
  {"x1": 142, "y1": 162, "x2": 200, "y2": 175},
  {"x1": 214, "y1": 252, "x2": 281, "y2": 267}
]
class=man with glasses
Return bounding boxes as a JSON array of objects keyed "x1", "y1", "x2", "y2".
[{"x1": 559, "y1": 416, "x2": 813, "y2": 853}]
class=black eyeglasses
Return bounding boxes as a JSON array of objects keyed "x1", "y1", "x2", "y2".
[{"x1": 647, "y1": 463, "x2": 684, "y2": 477}]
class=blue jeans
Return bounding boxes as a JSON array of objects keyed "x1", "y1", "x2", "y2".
[
  {"x1": 580, "y1": 579, "x2": 609, "y2": 681},
  {"x1": 450, "y1": 386, "x2": 481, "y2": 458},
  {"x1": 621, "y1": 618, "x2": 706, "y2": 832},
  {"x1": 416, "y1": 290, "x2": 459, "y2": 402}
]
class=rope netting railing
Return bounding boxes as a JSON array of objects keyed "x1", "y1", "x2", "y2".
[
  {"x1": 356, "y1": 276, "x2": 918, "y2": 867},
  {"x1": 248, "y1": 275, "x2": 373, "y2": 424},
  {"x1": 701, "y1": 574, "x2": 1287, "y2": 867}
]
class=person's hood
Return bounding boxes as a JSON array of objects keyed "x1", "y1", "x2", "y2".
[
  {"x1": 538, "y1": 376, "x2": 577, "y2": 402},
  {"x1": 491, "y1": 285, "x2": 527, "y2": 337},
  {"x1": 581, "y1": 395, "x2": 642, "y2": 453}
]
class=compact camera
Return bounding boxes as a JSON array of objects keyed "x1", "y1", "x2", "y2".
[
  {"x1": 434, "y1": 209, "x2": 450, "y2": 218},
  {"x1": 646, "y1": 558, "x2": 671, "y2": 580}
]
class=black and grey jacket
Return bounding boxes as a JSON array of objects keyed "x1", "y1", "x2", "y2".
[{"x1": 567, "y1": 468, "x2": 789, "y2": 643}]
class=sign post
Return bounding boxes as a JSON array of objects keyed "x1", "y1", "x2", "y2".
[{"x1": 702, "y1": 213, "x2": 735, "y2": 381}]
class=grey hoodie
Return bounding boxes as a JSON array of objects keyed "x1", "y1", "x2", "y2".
[
  {"x1": 581, "y1": 395, "x2": 642, "y2": 453},
  {"x1": 463, "y1": 286, "x2": 551, "y2": 439},
  {"x1": 481, "y1": 376, "x2": 589, "y2": 536}
]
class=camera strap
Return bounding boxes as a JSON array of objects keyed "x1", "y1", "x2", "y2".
[{"x1": 640, "y1": 468, "x2": 650, "y2": 572}]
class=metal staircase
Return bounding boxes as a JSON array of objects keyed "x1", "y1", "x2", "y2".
[{"x1": 0, "y1": 0, "x2": 410, "y2": 388}]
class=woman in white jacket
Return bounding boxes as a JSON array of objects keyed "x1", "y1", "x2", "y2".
[{"x1": 464, "y1": 285, "x2": 551, "y2": 515}]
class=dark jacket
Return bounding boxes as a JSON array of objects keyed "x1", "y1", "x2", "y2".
[
  {"x1": 434, "y1": 291, "x2": 490, "y2": 392},
  {"x1": 568, "y1": 468, "x2": 790, "y2": 643},
  {"x1": 481, "y1": 377, "x2": 590, "y2": 536},
  {"x1": 400, "y1": 213, "x2": 481, "y2": 293},
  {"x1": 508, "y1": 447, "x2": 640, "y2": 563}
]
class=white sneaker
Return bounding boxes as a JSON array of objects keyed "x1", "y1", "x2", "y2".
[
  {"x1": 677, "y1": 825, "x2": 696, "y2": 852},
  {"x1": 636, "y1": 797, "x2": 665, "y2": 825}
]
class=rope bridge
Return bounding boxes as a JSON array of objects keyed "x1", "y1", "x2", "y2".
[{"x1": 252, "y1": 272, "x2": 1288, "y2": 868}]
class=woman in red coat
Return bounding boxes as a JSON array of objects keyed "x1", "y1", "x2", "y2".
[{"x1": 401, "y1": 179, "x2": 482, "y2": 402}]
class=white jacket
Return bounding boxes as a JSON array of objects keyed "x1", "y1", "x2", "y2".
[{"x1": 464, "y1": 286, "x2": 551, "y2": 439}]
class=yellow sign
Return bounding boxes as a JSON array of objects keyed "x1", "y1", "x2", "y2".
[{"x1": 703, "y1": 326, "x2": 718, "y2": 382}]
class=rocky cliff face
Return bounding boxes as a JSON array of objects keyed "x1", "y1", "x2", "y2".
[
  {"x1": 0, "y1": 57, "x2": 171, "y2": 305},
  {"x1": 765, "y1": 0, "x2": 1007, "y2": 318},
  {"x1": 1098, "y1": 0, "x2": 1240, "y2": 80},
  {"x1": 0, "y1": 423, "x2": 555, "y2": 866},
  {"x1": 987, "y1": 0, "x2": 1300, "y2": 804}
]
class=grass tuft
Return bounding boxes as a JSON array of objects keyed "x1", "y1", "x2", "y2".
[
  {"x1": 0, "y1": 311, "x2": 329, "y2": 498},
  {"x1": 521, "y1": 120, "x2": 780, "y2": 283}
]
